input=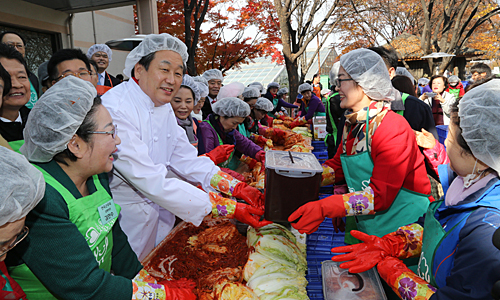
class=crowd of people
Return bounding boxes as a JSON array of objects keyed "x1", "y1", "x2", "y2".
[{"x1": 0, "y1": 29, "x2": 499, "y2": 300}]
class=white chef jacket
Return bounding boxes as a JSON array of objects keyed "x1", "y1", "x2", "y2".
[{"x1": 101, "y1": 79, "x2": 219, "y2": 260}]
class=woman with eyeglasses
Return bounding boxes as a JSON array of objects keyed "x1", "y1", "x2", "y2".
[
  {"x1": 289, "y1": 49, "x2": 432, "y2": 257},
  {"x1": 0, "y1": 146, "x2": 45, "y2": 300},
  {"x1": 5, "y1": 76, "x2": 196, "y2": 299}
]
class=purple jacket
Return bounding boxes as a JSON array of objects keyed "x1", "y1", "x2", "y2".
[
  {"x1": 300, "y1": 94, "x2": 325, "y2": 120},
  {"x1": 198, "y1": 120, "x2": 262, "y2": 159}
]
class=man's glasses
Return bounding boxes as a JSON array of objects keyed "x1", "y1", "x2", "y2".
[
  {"x1": 55, "y1": 70, "x2": 92, "y2": 82},
  {"x1": 0, "y1": 226, "x2": 29, "y2": 257},
  {"x1": 334, "y1": 78, "x2": 355, "y2": 87},
  {"x1": 87, "y1": 124, "x2": 118, "y2": 139}
]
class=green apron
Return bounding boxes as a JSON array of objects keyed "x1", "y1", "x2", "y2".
[
  {"x1": 238, "y1": 122, "x2": 250, "y2": 138},
  {"x1": 268, "y1": 97, "x2": 279, "y2": 118},
  {"x1": 25, "y1": 81, "x2": 38, "y2": 110},
  {"x1": 324, "y1": 92, "x2": 339, "y2": 146},
  {"x1": 396, "y1": 93, "x2": 409, "y2": 116},
  {"x1": 9, "y1": 167, "x2": 120, "y2": 299},
  {"x1": 417, "y1": 200, "x2": 473, "y2": 287},
  {"x1": 204, "y1": 120, "x2": 236, "y2": 169},
  {"x1": 7, "y1": 140, "x2": 24, "y2": 154},
  {"x1": 340, "y1": 114, "x2": 430, "y2": 245}
]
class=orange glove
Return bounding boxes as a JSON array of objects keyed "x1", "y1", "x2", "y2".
[{"x1": 205, "y1": 145, "x2": 234, "y2": 165}]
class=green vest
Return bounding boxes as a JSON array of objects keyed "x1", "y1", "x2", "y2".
[
  {"x1": 340, "y1": 114, "x2": 430, "y2": 245},
  {"x1": 9, "y1": 167, "x2": 120, "y2": 299},
  {"x1": 204, "y1": 119, "x2": 237, "y2": 170},
  {"x1": 396, "y1": 93, "x2": 409, "y2": 116},
  {"x1": 7, "y1": 140, "x2": 24, "y2": 154}
]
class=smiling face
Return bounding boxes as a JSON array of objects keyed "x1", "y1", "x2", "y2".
[
  {"x1": 80, "y1": 105, "x2": 121, "y2": 175},
  {"x1": 171, "y1": 87, "x2": 195, "y2": 120},
  {"x1": 335, "y1": 66, "x2": 370, "y2": 112},
  {"x1": 220, "y1": 116, "x2": 245, "y2": 132},
  {"x1": 0, "y1": 57, "x2": 30, "y2": 113},
  {"x1": 135, "y1": 50, "x2": 184, "y2": 107},
  {"x1": 432, "y1": 77, "x2": 446, "y2": 94},
  {"x1": 208, "y1": 79, "x2": 222, "y2": 97},
  {"x1": 91, "y1": 51, "x2": 109, "y2": 73}
]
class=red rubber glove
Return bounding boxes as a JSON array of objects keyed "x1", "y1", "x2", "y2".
[
  {"x1": 233, "y1": 182, "x2": 264, "y2": 210},
  {"x1": 255, "y1": 150, "x2": 266, "y2": 164},
  {"x1": 289, "y1": 117, "x2": 306, "y2": 129},
  {"x1": 220, "y1": 167, "x2": 245, "y2": 181},
  {"x1": 205, "y1": 145, "x2": 234, "y2": 165},
  {"x1": 331, "y1": 230, "x2": 404, "y2": 273},
  {"x1": 234, "y1": 202, "x2": 272, "y2": 228},
  {"x1": 157, "y1": 279, "x2": 197, "y2": 300},
  {"x1": 288, "y1": 194, "x2": 346, "y2": 234}
]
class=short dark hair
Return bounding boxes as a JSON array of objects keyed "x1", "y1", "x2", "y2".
[
  {"x1": 116, "y1": 74, "x2": 124, "y2": 80},
  {"x1": 0, "y1": 31, "x2": 26, "y2": 45},
  {"x1": 131, "y1": 52, "x2": 156, "y2": 78},
  {"x1": 48, "y1": 49, "x2": 91, "y2": 82},
  {"x1": 0, "y1": 63, "x2": 12, "y2": 97},
  {"x1": 392, "y1": 75, "x2": 416, "y2": 97},
  {"x1": 429, "y1": 75, "x2": 449, "y2": 92},
  {"x1": 0, "y1": 43, "x2": 27, "y2": 72},
  {"x1": 88, "y1": 59, "x2": 98, "y2": 74},
  {"x1": 471, "y1": 63, "x2": 491, "y2": 77},
  {"x1": 53, "y1": 96, "x2": 102, "y2": 165},
  {"x1": 369, "y1": 46, "x2": 398, "y2": 70}
]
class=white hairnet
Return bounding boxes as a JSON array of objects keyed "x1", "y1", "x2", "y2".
[
  {"x1": 124, "y1": 33, "x2": 188, "y2": 78},
  {"x1": 202, "y1": 69, "x2": 224, "y2": 83},
  {"x1": 267, "y1": 82, "x2": 280, "y2": 89},
  {"x1": 193, "y1": 76, "x2": 209, "y2": 98},
  {"x1": 254, "y1": 97, "x2": 274, "y2": 112},
  {"x1": 277, "y1": 87, "x2": 289, "y2": 96},
  {"x1": 212, "y1": 97, "x2": 251, "y2": 117},
  {"x1": 248, "y1": 82, "x2": 264, "y2": 94},
  {"x1": 87, "y1": 44, "x2": 113, "y2": 61},
  {"x1": 181, "y1": 75, "x2": 202, "y2": 105},
  {"x1": 458, "y1": 80, "x2": 500, "y2": 173},
  {"x1": 340, "y1": 48, "x2": 397, "y2": 101},
  {"x1": 217, "y1": 82, "x2": 245, "y2": 100},
  {"x1": 298, "y1": 83, "x2": 313, "y2": 93},
  {"x1": 21, "y1": 76, "x2": 97, "y2": 163},
  {"x1": 448, "y1": 75, "x2": 460, "y2": 83},
  {"x1": 418, "y1": 78, "x2": 430, "y2": 86},
  {"x1": 0, "y1": 146, "x2": 45, "y2": 226},
  {"x1": 329, "y1": 61, "x2": 340, "y2": 86},
  {"x1": 321, "y1": 89, "x2": 331, "y2": 96},
  {"x1": 396, "y1": 67, "x2": 415, "y2": 84},
  {"x1": 242, "y1": 86, "x2": 260, "y2": 99}
]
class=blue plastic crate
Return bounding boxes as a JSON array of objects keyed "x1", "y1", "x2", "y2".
[
  {"x1": 313, "y1": 151, "x2": 328, "y2": 160},
  {"x1": 306, "y1": 217, "x2": 347, "y2": 300},
  {"x1": 312, "y1": 141, "x2": 327, "y2": 152},
  {"x1": 319, "y1": 185, "x2": 333, "y2": 194},
  {"x1": 436, "y1": 125, "x2": 448, "y2": 145}
]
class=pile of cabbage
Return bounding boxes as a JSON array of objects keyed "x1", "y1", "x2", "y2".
[{"x1": 244, "y1": 223, "x2": 309, "y2": 300}]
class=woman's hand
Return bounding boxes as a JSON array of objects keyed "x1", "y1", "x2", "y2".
[
  {"x1": 434, "y1": 93, "x2": 445, "y2": 103},
  {"x1": 415, "y1": 129, "x2": 436, "y2": 149}
]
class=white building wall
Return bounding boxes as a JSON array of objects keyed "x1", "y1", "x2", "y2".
[{"x1": 72, "y1": 6, "x2": 135, "y2": 78}]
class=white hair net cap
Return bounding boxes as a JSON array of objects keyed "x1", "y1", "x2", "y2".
[
  {"x1": 248, "y1": 82, "x2": 264, "y2": 94},
  {"x1": 448, "y1": 75, "x2": 460, "y2": 83},
  {"x1": 193, "y1": 76, "x2": 209, "y2": 98},
  {"x1": 202, "y1": 69, "x2": 224, "y2": 83},
  {"x1": 267, "y1": 82, "x2": 280, "y2": 89},
  {"x1": 0, "y1": 146, "x2": 45, "y2": 226},
  {"x1": 87, "y1": 44, "x2": 113, "y2": 61},
  {"x1": 242, "y1": 86, "x2": 260, "y2": 99},
  {"x1": 340, "y1": 48, "x2": 397, "y2": 101},
  {"x1": 21, "y1": 76, "x2": 97, "y2": 163},
  {"x1": 418, "y1": 78, "x2": 430, "y2": 86},
  {"x1": 217, "y1": 82, "x2": 245, "y2": 100},
  {"x1": 458, "y1": 80, "x2": 500, "y2": 173},
  {"x1": 277, "y1": 87, "x2": 289, "y2": 96},
  {"x1": 123, "y1": 33, "x2": 188, "y2": 78},
  {"x1": 298, "y1": 83, "x2": 313, "y2": 93},
  {"x1": 329, "y1": 61, "x2": 340, "y2": 85},
  {"x1": 213, "y1": 97, "x2": 251, "y2": 117},
  {"x1": 254, "y1": 97, "x2": 274, "y2": 112},
  {"x1": 396, "y1": 67, "x2": 415, "y2": 84},
  {"x1": 181, "y1": 75, "x2": 202, "y2": 105}
]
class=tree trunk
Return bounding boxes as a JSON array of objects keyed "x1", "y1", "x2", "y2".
[{"x1": 285, "y1": 55, "x2": 300, "y2": 105}]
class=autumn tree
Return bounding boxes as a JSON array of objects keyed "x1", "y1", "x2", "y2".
[{"x1": 157, "y1": 0, "x2": 281, "y2": 75}]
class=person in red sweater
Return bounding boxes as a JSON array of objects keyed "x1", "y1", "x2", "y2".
[{"x1": 289, "y1": 48, "x2": 433, "y2": 247}]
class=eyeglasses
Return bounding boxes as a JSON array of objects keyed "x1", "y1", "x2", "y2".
[
  {"x1": 55, "y1": 70, "x2": 92, "y2": 82},
  {"x1": 0, "y1": 226, "x2": 29, "y2": 257},
  {"x1": 334, "y1": 78, "x2": 355, "y2": 87},
  {"x1": 87, "y1": 124, "x2": 118, "y2": 139}
]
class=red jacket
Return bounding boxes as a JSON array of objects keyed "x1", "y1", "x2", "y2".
[{"x1": 325, "y1": 111, "x2": 433, "y2": 211}]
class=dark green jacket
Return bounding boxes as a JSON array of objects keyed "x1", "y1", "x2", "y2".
[{"x1": 6, "y1": 160, "x2": 142, "y2": 300}]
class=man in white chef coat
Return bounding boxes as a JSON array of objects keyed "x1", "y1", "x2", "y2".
[{"x1": 101, "y1": 33, "x2": 268, "y2": 260}]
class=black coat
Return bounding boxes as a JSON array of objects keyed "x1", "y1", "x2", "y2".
[
  {"x1": 0, "y1": 106, "x2": 30, "y2": 142},
  {"x1": 103, "y1": 72, "x2": 121, "y2": 87}
]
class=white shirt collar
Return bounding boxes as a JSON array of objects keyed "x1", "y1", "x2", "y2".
[{"x1": 0, "y1": 112, "x2": 21, "y2": 123}]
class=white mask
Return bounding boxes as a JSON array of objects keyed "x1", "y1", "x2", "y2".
[{"x1": 463, "y1": 159, "x2": 485, "y2": 188}]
